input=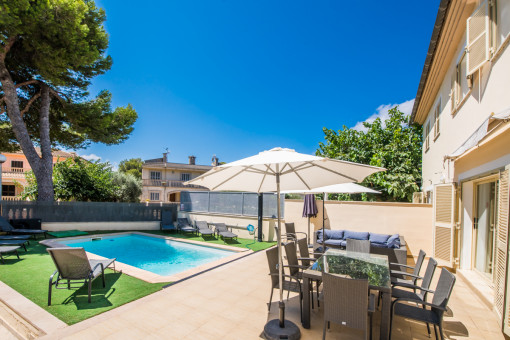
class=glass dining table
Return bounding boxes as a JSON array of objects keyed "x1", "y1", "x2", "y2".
[{"x1": 301, "y1": 248, "x2": 392, "y2": 340}]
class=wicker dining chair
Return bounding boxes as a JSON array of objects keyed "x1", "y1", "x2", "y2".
[
  {"x1": 322, "y1": 272, "x2": 375, "y2": 340},
  {"x1": 265, "y1": 247, "x2": 303, "y2": 321},
  {"x1": 391, "y1": 257, "x2": 438, "y2": 336},
  {"x1": 390, "y1": 249, "x2": 426, "y2": 286},
  {"x1": 390, "y1": 268, "x2": 456, "y2": 340},
  {"x1": 284, "y1": 222, "x2": 307, "y2": 242},
  {"x1": 346, "y1": 239, "x2": 371, "y2": 253}
]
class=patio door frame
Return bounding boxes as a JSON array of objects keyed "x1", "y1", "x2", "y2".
[{"x1": 471, "y1": 174, "x2": 499, "y2": 283}]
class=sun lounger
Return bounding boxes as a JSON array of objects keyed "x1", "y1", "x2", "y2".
[
  {"x1": 195, "y1": 221, "x2": 215, "y2": 237},
  {"x1": 0, "y1": 246, "x2": 21, "y2": 264},
  {"x1": 214, "y1": 223, "x2": 238, "y2": 241},
  {"x1": 160, "y1": 210, "x2": 177, "y2": 232},
  {"x1": 0, "y1": 235, "x2": 31, "y2": 241},
  {"x1": 0, "y1": 239, "x2": 29, "y2": 251},
  {"x1": 0, "y1": 217, "x2": 47, "y2": 239},
  {"x1": 177, "y1": 218, "x2": 197, "y2": 234},
  {"x1": 47, "y1": 247, "x2": 117, "y2": 305}
]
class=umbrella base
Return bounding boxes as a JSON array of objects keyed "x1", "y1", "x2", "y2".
[{"x1": 263, "y1": 319, "x2": 301, "y2": 340}]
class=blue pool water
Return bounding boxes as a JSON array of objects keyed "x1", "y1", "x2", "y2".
[{"x1": 64, "y1": 234, "x2": 235, "y2": 276}]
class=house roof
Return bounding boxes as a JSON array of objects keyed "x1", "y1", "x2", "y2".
[
  {"x1": 10, "y1": 147, "x2": 77, "y2": 158},
  {"x1": 142, "y1": 162, "x2": 213, "y2": 172},
  {"x1": 410, "y1": 0, "x2": 452, "y2": 125}
]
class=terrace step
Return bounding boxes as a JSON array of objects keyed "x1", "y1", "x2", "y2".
[{"x1": 0, "y1": 299, "x2": 44, "y2": 340}]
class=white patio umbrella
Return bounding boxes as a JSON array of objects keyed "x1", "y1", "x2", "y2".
[
  {"x1": 283, "y1": 182, "x2": 381, "y2": 250},
  {"x1": 186, "y1": 147, "x2": 384, "y2": 339}
]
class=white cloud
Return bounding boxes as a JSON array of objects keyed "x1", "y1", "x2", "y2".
[
  {"x1": 353, "y1": 98, "x2": 415, "y2": 132},
  {"x1": 80, "y1": 153, "x2": 101, "y2": 161}
]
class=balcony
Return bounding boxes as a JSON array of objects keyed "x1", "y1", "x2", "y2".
[
  {"x1": 2, "y1": 167, "x2": 25, "y2": 173},
  {"x1": 142, "y1": 179, "x2": 205, "y2": 189}
]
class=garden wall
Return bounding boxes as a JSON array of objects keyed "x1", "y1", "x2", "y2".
[{"x1": 285, "y1": 200, "x2": 433, "y2": 258}]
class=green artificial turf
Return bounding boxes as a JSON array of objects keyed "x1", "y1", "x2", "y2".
[{"x1": 0, "y1": 242, "x2": 168, "y2": 325}]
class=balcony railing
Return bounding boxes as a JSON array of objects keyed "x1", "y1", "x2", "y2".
[
  {"x1": 2, "y1": 167, "x2": 25, "y2": 173},
  {"x1": 1, "y1": 196, "x2": 22, "y2": 201},
  {"x1": 142, "y1": 179, "x2": 205, "y2": 189}
]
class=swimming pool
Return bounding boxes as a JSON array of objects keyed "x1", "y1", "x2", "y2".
[{"x1": 63, "y1": 234, "x2": 236, "y2": 276}]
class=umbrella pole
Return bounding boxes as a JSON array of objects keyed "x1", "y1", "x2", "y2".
[
  {"x1": 322, "y1": 192, "x2": 325, "y2": 254},
  {"x1": 307, "y1": 216, "x2": 311, "y2": 246},
  {"x1": 276, "y1": 171, "x2": 285, "y2": 327}
]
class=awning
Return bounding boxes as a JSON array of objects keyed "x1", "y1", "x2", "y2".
[{"x1": 445, "y1": 106, "x2": 510, "y2": 160}]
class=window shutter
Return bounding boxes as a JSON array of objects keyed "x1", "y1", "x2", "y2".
[
  {"x1": 433, "y1": 183, "x2": 456, "y2": 267},
  {"x1": 497, "y1": 170, "x2": 510, "y2": 334},
  {"x1": 450, "y1": 72, "x2": 457, "y2": 111},
  {"x1": 466, "y1": 0, "x2": 489, "y2": 75}
]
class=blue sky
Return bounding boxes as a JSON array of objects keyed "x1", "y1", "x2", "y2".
[{"x1": 82, "y1": 0, "x2": 440, "y2": 167}]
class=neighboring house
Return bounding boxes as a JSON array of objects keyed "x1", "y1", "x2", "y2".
[
  {"x1": 141, "y1": 153, "x2": 217, "y2": 203},
  {"x1": 0, "y1": 148, "x2": 77, "y2": 200},
  {"x1": 411, "y1": 0, "x2": 510, "y2": 332}
]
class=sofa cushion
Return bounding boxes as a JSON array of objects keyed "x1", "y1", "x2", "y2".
[
  {"x1": 370, "y1": 242, "x2": 388, "y2": 248},
  {"x1": 344, "y1": 230, "x2": 369, "y2": 240},
  {"x1": 324, "y1": 239, "x2": 345, "y2": 247},
  {"x1": 386, "y1": 234, "x2": 401, "y2": 249},
  {"x1": 369, "y1": 233, "x2": 391, "y2": 244},
  {"x1": 325, "y1": 229, "x2": 344, "y2": 240}
]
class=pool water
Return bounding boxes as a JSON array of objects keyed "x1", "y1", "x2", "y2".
[{"x1": 64, "y1": 234, "x2": 235, "y2": 276}]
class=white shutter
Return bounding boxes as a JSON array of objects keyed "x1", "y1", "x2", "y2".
[
  {"x1": 433, "y1": 183, "x2": 456, "y2": 267},
  {"x1": 466, "y1": 0, "x2": 489, "y2": 75},
  {"x1": 497, "y1": 170, "x2": 510, "y2": 334}
]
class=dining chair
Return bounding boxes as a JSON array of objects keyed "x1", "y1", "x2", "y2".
[
  {"x1": 390, "y1": 249, "x2": 426, "y2": 286},
  {"x1": 322, "y1": 272, "x2": 375, "y2": 340},
  {"x1": 390, "y1": 268, "x2": 456, "y2": 340},
  {"x1": 346, "y1": 239, "x2": 370, "y2": 253},
  {"x1": 265, "y1": 247, "x2": 303, "y2": 321}
]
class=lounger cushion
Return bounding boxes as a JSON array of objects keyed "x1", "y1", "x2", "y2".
[
  {"x1": 343, "y1": 230, "x2": 369, "y2": 240},
  {"x1": 369, "y1": 233, "x2": 391, "y2": 244},
  {"x1": 386, "y1": 234, "x2": 401, "y2": 248}
]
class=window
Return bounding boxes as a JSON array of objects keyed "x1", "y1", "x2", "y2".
[
  {"x1": 181, "y1": 173, "x2": 191, "y2": 181},
  {"x1": 150, "y1": 192, "x2": 160, "y2": 201},
  {"x1": 11, "y1": 161, "x2": 23, "y2": 168},
  {"x1": 434, "y1": 99, "x2": 441, "y2": 139},
  {"x1": 150, "y1": 171, "x2": 161, "y2": 180},
  {"x1": 424, "y1": 122, "x2": 430, "y2": 152},
  {"x1": 466, "y1": 0, "x2": 498, "y2": 75},
  {"x1": 451, "y1": 52, "x2": 470, "y2": 111},
  {"x1": 2, "y1": 185, "x2": 16, "y2": 197}
]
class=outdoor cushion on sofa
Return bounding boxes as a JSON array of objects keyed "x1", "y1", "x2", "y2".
[
  {"x1": 324, "y1": 239, "x2": 346, "y2": 247},
  {"x1": 370, "y1": 242, "x2": 389, "y2": 248},
  {"x1": 369, "y1": 233, "x2": 391, "y2": 244},
  {"x1": 343, "y1": 230, "x2": 369, "y2": 240},
  {"x1": 386, "y1": 234, "x2": 401, "y2": 248},
  {"x1": 317, "y1": 229, "x2": 344, "y2": 242}
]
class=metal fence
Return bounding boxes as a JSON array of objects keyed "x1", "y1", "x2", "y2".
[
  {"x1": 0, "y1": 201, "x2": 178, "y2": 222},
  {"x1": 180, "y1": 191, "x2": 284, "y2": 218}
]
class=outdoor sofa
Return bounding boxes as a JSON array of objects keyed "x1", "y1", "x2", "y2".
[{"x1": 314, "y1": 229, "x2": 407, "y2": 265}]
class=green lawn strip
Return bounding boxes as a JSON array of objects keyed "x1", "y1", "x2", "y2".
[
  {"x1": 0, "y1": 242, "x2": 167, "y2": 325},
  {"x1": 89, "y1": 230, "x2": 277, "y2": 251}
]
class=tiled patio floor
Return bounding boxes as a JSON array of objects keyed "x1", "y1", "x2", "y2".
[{"x1": 39, "y1": 248, "x2": 504, "y2": 339}]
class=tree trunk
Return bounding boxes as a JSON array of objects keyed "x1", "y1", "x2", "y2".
[
  {"x1": 0, "y1": 59, "x2": 54, "y2": 201},
  {"x1": 35, "y1": 85, "x2": 55, "y2": 201}
]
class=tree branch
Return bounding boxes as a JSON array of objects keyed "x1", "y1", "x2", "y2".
[
  {"x1": 15, "y1": 80, "x2": 41, "y2": 88},
  {"x1": 20, "y1": 92, "x2": 41, "y2": 117},
  {"x1": 0, "y1": 36, "x2": 17, "y2": 60},
  {"x1": 0, "y1": 97, "x2": 5, "y2": 115},
  {"x1": 49, "y1": 88, "x2": 67, "y2": 103}
]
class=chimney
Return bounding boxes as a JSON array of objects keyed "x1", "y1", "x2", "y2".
[
  {"x1": 212, "y1": 155, "x2": 219, "y2": 166},
  {"x1": 188, "y1": 155, "x2": 196, "y2": 165},
  {"x1": 163, "y1": 152, "x2": 168, "y2": 163}
]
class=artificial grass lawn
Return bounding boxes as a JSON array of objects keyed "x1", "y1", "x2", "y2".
[
  {"x1": 0, "y1": 231, "x2": 274, "y2": 325},
  {"x1": 0, "y1": 242, "x2": 168, "y2": 325}
]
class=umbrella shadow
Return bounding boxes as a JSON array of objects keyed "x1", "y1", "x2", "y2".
[{"x1": 58, "y1": 272, "x2": 121, "y2": 309}]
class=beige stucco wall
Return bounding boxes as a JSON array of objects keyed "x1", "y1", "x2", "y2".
[
  {"x1": 421, "y1": 0, "x2": 510, "y2": 191},
  {"x1": 285, "y1": 200, "x2": 433, "y2": 257},
  {"x1": 42, "y1": 221, "x2": 160, "y2": 232}
]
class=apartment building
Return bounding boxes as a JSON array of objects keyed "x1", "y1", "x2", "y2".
[
  {"x1": 141, "y1": 153, "x2": 217, "y2": 203},
  {"x1": 411, "y1": 0, "x2": 510, "y2": 332}
]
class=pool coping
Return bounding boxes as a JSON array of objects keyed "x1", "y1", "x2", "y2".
[{"x1": 40, "y1": 232, "x2": 252, "y2": 283}]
